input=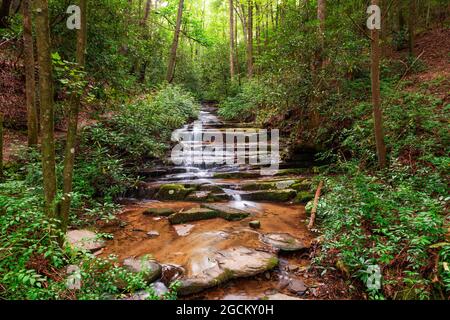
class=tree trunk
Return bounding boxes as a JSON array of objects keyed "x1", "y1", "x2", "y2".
[
  {"x1": 141, "y1": 0, "x2": 151, "y2": 26},
  {"x1": 370, "y1": 0, "x2": 387, "y2": 169},
  {"x1": 60, "y1": 0, "x2": 88, "y2": 232},
  {"x1": 408, "y1": 0, "x2": 416, "y2": 57},
  {"x1": 229, "y1": 0, "x2": 235, "y2": 79},
  {"x1": 0, "y1": 113, "x2": 3, "y2": 179},
  {"x1": 0, "y1": 0, "x2": 12, "y2": 28},
  {"x1": 247, "y1": 0, "x2": 254, "y2": 78},
  {"x1": 166, "y1": 0, "x2": 184, "y2": 83},
  {"x1": 23, "y1": 0, "x2": 38, "y2": 147},
  {"x1": 34, "y1": 0, "x2": 57, "y2": 217},
  {"x1": 317, "y1": 0, "x2": 326, "y2": 48}
]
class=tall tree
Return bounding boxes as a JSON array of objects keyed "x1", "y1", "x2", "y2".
[
  {"x1": 34, "y1": 0, "x2": 57, "y2": 217},
  {"x1": 0, "y1": 0, "x2": 12, "y2": 28},
  {"x1": 370, "y1": 0, "x2": 387, "y2": 168},
  {"x1": 22, "y1": 0, "x2": 38, "y2": 146},
  {"x1": 229, "y1": 0, "x2": 235, "y2": 79},
  {"x1": 247, "y1": 0, "x2": 254, "y2": 78},
  {"x1": 166, "y1": 0, "x2": 184, "y2": 83},
  {"x1": 408, "y1": 0, "x2": 416, "y2": 56},
  {"x1": 60, "y1": 0, "x2": 88, "y2": 231}
]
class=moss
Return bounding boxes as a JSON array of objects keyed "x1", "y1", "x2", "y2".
[
  {"x1": 168, "y1": 208, "x2": 219, "y2": 224},
  {"x1": 213, "y1": 172, "x2": 260, "y2": 179},
  {"x1": 241, "y1": 182, "x2": 276, "y2": 191},
  {"x1": 291, "y1": 179, "x2": 312, "y2": 192},
  {"x1": 266, "y1": 257, "x2": 279, "y2": 270},
  {"x1": 274, "y1": 168, "x2": 310, "y2": 176},
  {"x1": 213, "y1": 269, "x2": 235, "y2": 285},
  {"x1": 143, "y1": 208, "x2": 175, "y2": 217},
  {"x1": 155, "y1": 184, "x2": 194, "y2": 200},
  {"x1": 241, "y1": 190, "x2": 297, "y2": 202},
  {"x1": 293, "y1": 191, "x2": 314, "y2": 204}
]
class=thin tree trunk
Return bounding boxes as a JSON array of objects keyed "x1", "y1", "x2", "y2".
[
  {"x1": 23, "y1": 0, "x2": 38, "y2": 146},
  {"x1": 247, "y1": 0, "x2": 254, "y2": 78},
  {"x1": 34, "y1": 0, "x2": 57, "y2": 217},
  {"x1": 371, "y1": 0, "x2": 387, "y2": 169},
  {"x1": 141, "y1": 0, "x2": 151, "y2": 26},
  {"x1": 60, "y1": 0, "x2": 88, "y2": 231},
  {"x1": 0, "y1": 113, "x2": 3, "y2": 179},
  {"x1": 0, "y1": 0, "x2": 12, "y2": 28},
  {"x1": 229, "y1": 0, "x2": 235, "y2": 79},
  {"x1": 166, "y1": 0, "x2": 184, "y2": 83},
  {"x1": 308, "y1": 180, "x2": 323, "y2": 230},
  {"x1": 408, "y1": 0, "x2": 416, "y2": 57}
]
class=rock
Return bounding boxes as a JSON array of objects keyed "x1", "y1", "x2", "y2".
[
  {"x1": 127, "y1": 282, "x2": 168, "y2": 300},
  {"x1": 240, "y1": 190, "x2": 297, "y2": 202},
  {"x1": 241, "y1": 180, "x2": 297, "y2": 191},
  {"x1": 173, "y1": 224, "x2": 195, "y2": 236},
  {"x1": 177, "y1": 247, "x2": 278, "y2": 296},
  {"x1": 261, "y1": 233, "x2": 307, "y2": 252},
  {"x1": 168, "y1": 208, "x2": 218, "y2": 224},
  {"x1": 143, "y1": 208, "x2": 175, "y2": 217},
  {"x1": 288, "y1": 279, "x2": 308, "y2": 295},
  {"x1": 146, "y1": 231, "x2": 160, "y2": 238},
  {"x1": 66, "y1": 230, "x2": 106, "y2": 252},
  {"x1": 264, "y1": 293, "x2": 303, "y2": 300},
  {"x1": 213, "y1": 171, "x2": 261, "y2": 179},
  {"x1": 291, "y1": 179, "x2": 312, "y2": 192},
  {"x1": 274, "y1": 168, "x2": 309, "y2": 176},
  {"x1": 293, "y1": 191, "x2": 314, "y2": 204},
  {"x1": 122, "y1": 257, "x2": 162, "y2": 283},
  {"x1": 161, "y1": 264, "x2": 185, "y2": 284},
  {"x1": 206, "y1": 193, "x2": 232, "y2": 202},
  {"x1": 201, "y1": 203, "x2": 251, "y2": 221},
  {"x1": 249, "y1": 220, "x2": 261, "y2": 229},
  {"x1": 186, "y1": 191, "x2": 211, "y2": 201},
  {"x1": 199, "y1": 184, "x2": 225, "y2": 193},
  {"x1": 155, "y1": 184, "x2": 194, "y2": 200}
]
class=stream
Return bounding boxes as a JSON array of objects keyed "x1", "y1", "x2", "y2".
[{"x1": 90, "y1": 104, "x2": 328, "y2": 300}]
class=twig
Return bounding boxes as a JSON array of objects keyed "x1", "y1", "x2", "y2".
[
  {"x1": 308, "y1": 180, "x2": 324, "y2": 230},
  {"x1": 395, "y1": 50, "x2": 425, "y2": 90}
]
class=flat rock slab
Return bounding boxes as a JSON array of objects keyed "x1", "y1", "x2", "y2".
[
  {"x1": 201, "y1": 203, "x2": 251, "y2": 221},
  {"x1": 66, "y1": 230, "x2": 106, "y2": 252},
  {"x1": 169, "y1": 208, "x2": 218, "y2": 224},
  {"x1": 143, "y1": 208, "x2": 175, "y2": 217},
  {"x1": 178, "y1": 247, "x2": 278, "y2": 296},
  {"x1": 240, "y1": 190, "x2": 297, "y2": 202},
  {"x1": 261, "y1": 233, "x2": 307, "y2": 252},
  {"x1": 123, "y1": 257, "x2": 162, "y2": 283},
  {"x1": 288, "y1": 279, "x2": 308, "y2": 295}
]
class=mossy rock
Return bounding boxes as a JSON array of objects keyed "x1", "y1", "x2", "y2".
[
  {"x1": 206, "y1": 193, "x2": 231, "y2": 202},
  {"x1": 213, "y1": 171, "x2": 261, "y2": 179},
  {"x1": 155, "y1": 184, "x2": 194, "y2": 200},
  {"x1": 241, "y1": 189, "x2": 297, "y2": 202},
  {"x1": 168, "y1": 208, "x2": 219, "y2": 224},
  {"x1": 201, "y1": 203, "x2": 250, "y2": 221},
  {"x1": 290, "y1": 179, "x2": 312, "y2": 192},
  {"x1": 143, "y1": 208, "x2": 175, "y2": 217},
  {"x1": 199, "y1": 184, "x2": 225, "y2": 193},
  {"x1": 274, "y1": 168, "x2": 309, "y2": 176},
  {"x1": 186, "y1": 191, "x2": 211, "y2": 201},
  {"x1": 293, "y1": 191, "x2": 314, "y2": 204}
]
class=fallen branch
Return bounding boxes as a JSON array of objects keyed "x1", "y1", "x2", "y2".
[{"x1": 308, "y1": 180, "x2": 324, "y2": 230}]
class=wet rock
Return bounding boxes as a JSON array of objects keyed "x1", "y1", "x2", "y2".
[
  {"x1": 201, "y1": 203, "x2": 251, "y2": 221},
  {"x1": 291, "y1": 179, "x2": 312, "y2": 192},
  {"x1": 66, "y1": 230, "x2": 106, "y2": 252},
  {"x1": 288, "y1": 279, "x2": 308, "y2": 295},
  {"x1": 249, "y1": 220, "x2": 261, "y2": 229},
  {"x1": 168, "y1": 208, "x2": 218, "y2": 224},
  {"x1": 240, "y1": 189, "x2": 297, "y2": 202},
  {"x1": 206, "y1": 193, "x2": 232, "y2": 202},
  {"x1": 293, "y1": 191, "x2": 314, "y2": 204},
  {"x1": 122, "y1": 257, "x2": 162, "y2": 283},
  {"x1": 143, "y1": 208, "x2": 175, "y2": 217},
  {"x1": 199, "y1": 184, "x2": 225, "y2": 193},
  {"x1": 127, "y1": 281, "x2": 168, "y2": 300},
  {"x1": 274, "y1": 168, "x2": 309, "y2": 176},
  {"x1": 178, "y1": 247, "x2": 278, "y2": 296},
  {"x1": 264, "y1": 293, "x2": 303, "y2": 300},
  {"x1": 213, "y1": 171, "x2": 261, "y2": 179},
  {"x1": 155, "y1": 184, "x2": 194, "y2": 200},
  {"x1": 261, "y1": 233, "x2": 307, "y2": 252},
  {"x1": 186, "y1": 191, "x2": 211, "y2": 201},
  {"x1": 241, "y1": 180, "x2": 297, "y2": 191},
  {"x1": 146, "y1": 231, "x2": 160, "y2": 238},
  {"x1": 152, "y1": 281, "x2": 169, "y2": 296},
  {"x1": 161, "y1": 264, "x2": 185, "y2": 284},
  {"x1": 173, "y1": 224, "x2": 195, "y2": 236}
]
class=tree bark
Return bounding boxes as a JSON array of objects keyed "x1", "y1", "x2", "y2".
[
  {"x1": 141, "y1": 0, "x2": 151, "y2": 26},
  {"x1": 60, "y1": 0, "x2": 88, "y2": 232},
  {"x1": 166, "y1": 0, "x2": 184, "y2": 83},
  {"x1": 408, "y1": 0, "x2": 416, "y2": 57},
  {"x1": 247, "y1": 0, "x2": 254, "y2": 78},
  {"x1": 370, "y1": 0, "x2": 387, "y2": 169},
  {"x1": 23, "y1": 0, "x2": 39, "y2": 147},
  {"x1": 229, "y1": 0, "x2": 235, "y2": 79},
  {"x1": 34, "y1": 0, "x2": 57, "y2": 217}
]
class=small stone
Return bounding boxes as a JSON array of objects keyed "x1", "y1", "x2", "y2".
[
  {"x1": 123, "y1": 257, "x2": 162, "y2": 283},
  {"x1": 288, "y1": 279, "x2": 308, "y2": 295},
  {"x1": 146, "y1": 231, "x2": 160, "y2": 238},
  {"x1": 264, "y1": 271, "x2": 271, "y2": 280},
  {"x1": 249, "y1": 220, "x2": 261, "y2": 229}
]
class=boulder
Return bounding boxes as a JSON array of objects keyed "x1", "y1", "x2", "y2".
[
  {"x1": 168, "y1": 208, "x2": 218, "y2": 224},
  {"x1": 293, "y1": 191, "x2": 314, "y2": 204},
  {"x1": 240, "y1": 189, "x2": 297, "y2": 202},
  {"x1": 178, "y1": 247, "x2": 278, "y2": 296},
  {"x1": 155, "y1": 184, "x2": 194, "y2": 200},
  {"x1": 143, "y1": 208, "x2": 175, "y2": 217},
  {"x1": 66, "y1": 230, "x2": 106, "y2": 252},
  {"x1": 123, "y1": 257, "x2": 162, "y2": 283},
  {"x1": 261, "y1": 233, "x2": 307, "y2": 252},
  {"x1": 201, "y1": 203, "x2": 250, "y2": 221}
]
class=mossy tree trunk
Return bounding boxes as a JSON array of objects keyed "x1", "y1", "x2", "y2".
[
  {"x1": 23, "y1": 0, "x2": 39, "y2": 146},
  {"x1": 60, "y1": 0, "x2": 88, "y2": 232},
  {"x1": 34, "y1": 0, "x2": 57, "y2": 217}
]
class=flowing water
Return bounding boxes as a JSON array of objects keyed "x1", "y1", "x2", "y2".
[{"x1": 100, "y1": 104, "x2": 326, "y2": 300}]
